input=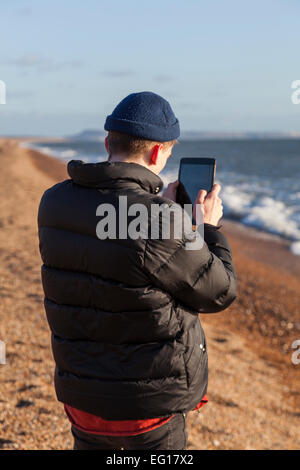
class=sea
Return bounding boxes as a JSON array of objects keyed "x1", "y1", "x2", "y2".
[{"x1": 23, "y1": 138, "x2": 300, "y2": 255}]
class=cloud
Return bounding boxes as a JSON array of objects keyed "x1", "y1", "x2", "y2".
[
  {"x1": 3, "y1": 56, "x2": 84, "y2": 72},
  {"x1": 7, "y1": 90, "x2": 35, "y2": 100},
  {"x1": 8, "y1": 56, "x2": 45, "y2": 67},
  {"x1": 102, "y1": 70, "x2": 134, "y2": 78},
  {"x1": 153, "y1": 74, "x2": 173, "y2": 82}
]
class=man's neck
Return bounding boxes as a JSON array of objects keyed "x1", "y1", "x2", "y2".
[
  {"x1": 109, "y1": 154, "x2": 148, "y2": 169},
  {"x1": 108, "y1": 154, "x2": 160, "y2": 175}
]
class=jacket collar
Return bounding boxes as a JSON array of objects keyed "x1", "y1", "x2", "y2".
[{"x1": 67, "y1": 160, "x2": 164, "y2": 194}]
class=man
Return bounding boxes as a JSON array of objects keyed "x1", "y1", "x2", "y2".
[{"x1": 38, "y1": 91, "x2": 237, "y2": 450}]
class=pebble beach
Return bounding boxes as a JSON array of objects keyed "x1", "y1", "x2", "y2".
[{"x1": 0, "y1": 139, "x2": 299, "y2": 450}]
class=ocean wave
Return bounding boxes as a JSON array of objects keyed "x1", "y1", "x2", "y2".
[
  {"x1": 221, "y1": 185, "x2": 300, "y2": 246},
  {"x1": 161, "y1": 172, "x2": 300, "y2": 254},
  {"x1": 59, "y1": 149, "x2": 78, "y2": 159},
  {"x1": 20, "y1": 146, "x2": 300, "y2": 255},
  {"x1": 290, "y1": 241, "x2": 300, "y2": 255},
  {"x1": 36, "y1": 146, "x2": 57, "y2": 157}
]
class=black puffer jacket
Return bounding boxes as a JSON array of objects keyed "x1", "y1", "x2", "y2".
[{"x1": 38, "y1": 161, "x2": 237, "y2": 420}]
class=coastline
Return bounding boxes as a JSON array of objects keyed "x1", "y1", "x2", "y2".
[
  {"x1": 18, "y1": 137, "x2": 300, "y2": 258},
  {"x1": 0, "y1": 138, "x2": 299, "y2": 450},
  {"x1": 21, "y1": 138, "x2": 300, "y2": 260}
]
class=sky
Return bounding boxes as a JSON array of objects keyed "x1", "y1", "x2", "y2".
[{"x1": 0, "y1": 0, "x2": 300, "y2": 136}]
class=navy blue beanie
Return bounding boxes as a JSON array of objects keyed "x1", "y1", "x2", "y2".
[{"x1": 104, "y1": 91, "x2": 180, "y2": 142}]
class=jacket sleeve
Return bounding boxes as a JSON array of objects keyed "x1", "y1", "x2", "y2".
[{"x1": 143, "y1": 204, "x2": 237, "y2": 313}]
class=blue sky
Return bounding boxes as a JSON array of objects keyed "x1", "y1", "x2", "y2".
[{"x1": 0, "y1": 0, "x2": 300, "y2": 135}]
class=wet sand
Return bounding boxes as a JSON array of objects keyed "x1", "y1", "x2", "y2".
[{"x1": 0, "y1": 138, "x2": 299, "y2": 449}]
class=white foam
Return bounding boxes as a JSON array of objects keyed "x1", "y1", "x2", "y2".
[
  {"x1": 221, "y1": 184, "x2": 254, "y2": 217},
  {"x1": 290, "y1": 241, "x2": 300, "y2": 256},
  {"x1": 38, "y1": 146, "x2": 56, "y2": 156},
  {"x1": 24, "y1": 143, "x2": 58, "y2": 158},
  {"x1": 241, "y1": 197, "x2": 300, "y2": 240},
  {"x1": 290, "y1": 192, "x2": 300, "y2": 200},
  {"x1": 59, "y1": 149, "x2": 78, "y2": 159}
]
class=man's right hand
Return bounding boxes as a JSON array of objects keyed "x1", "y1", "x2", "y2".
[{"x1": 193, "y1": 183, "x2": 223, "y2": 226}]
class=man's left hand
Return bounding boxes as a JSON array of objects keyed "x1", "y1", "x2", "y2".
[{"x1": 162, "y1": 181, "x2": 179, "y2": 202}]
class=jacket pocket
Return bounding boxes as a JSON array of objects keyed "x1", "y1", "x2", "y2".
[{"x1": 183, "y1": 319, "x2": 207, "y2": 388}]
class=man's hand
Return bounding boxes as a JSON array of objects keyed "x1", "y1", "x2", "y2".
[
  {"x1": 163, "y1": 181, "x2": 223, "y2": 226},
  {"x1": 162, "y1": 180, "x2": 179, "y2": 202},
  {"x1": 193, "y1": 183, "x2": 223, "y2": 226}
]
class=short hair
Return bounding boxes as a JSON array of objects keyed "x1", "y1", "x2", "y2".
[{"x1": 107, "y1": 131, "x2": 178, "y2": 157}]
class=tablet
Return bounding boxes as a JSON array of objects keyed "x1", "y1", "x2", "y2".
[{"x1": 177, "y1": 157, "x2": 216, "y2": 205}]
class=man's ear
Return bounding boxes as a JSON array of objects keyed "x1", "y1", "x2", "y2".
[
  {"x1": 150, "y1": 144, "x2": 163, "y2": 165},
  {"x1": 105, "y1": 136, "x2": 109, "y2": 153}
]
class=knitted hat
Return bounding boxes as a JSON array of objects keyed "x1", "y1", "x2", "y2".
[{"x1": 104, "y1": 91, "x2": 180, "y2": 142}]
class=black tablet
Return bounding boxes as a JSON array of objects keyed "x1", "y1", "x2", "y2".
[{"x1": 177, "y1": 157, "x2": 216, "y2": 206}]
